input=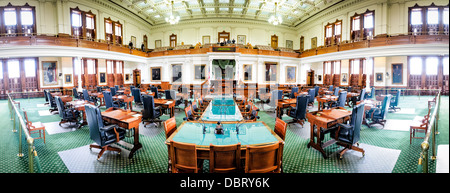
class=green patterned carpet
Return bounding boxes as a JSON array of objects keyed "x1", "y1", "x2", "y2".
[{"x1": 0, "y1": 95, "x2": 447, "y2": 173}]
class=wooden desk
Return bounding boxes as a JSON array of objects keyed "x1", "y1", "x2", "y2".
[
  {"x1": 66, "y1": 100, "x2": 94, "y2": 126},
  {"x1": 60, "y1": 95, "x2": 73, "y2": 103},
  {"x1": 113, "y1": 95, "x2": 134, "y2": 110},
  {"x1": 154, "y1": 99, "x2": 175, "y2": 118},
  {"x1": 316, "y1": 95, "x2": 338, "y2": 111},
  {"x1": 276, "y1": 98, "x2": 297, "y2": 118},
  {"x1": 306, "y1": 107, "x2": 352, "y2": 158},
  {"x1": 101, "y1": 108, "x2": 142, "y2": 158},
  {"x1": 346, "y1": 92, "x2": 360, "y2": 107},
  {"x1": 89, "y1": 92, "x2": 104, "y2": 107}
]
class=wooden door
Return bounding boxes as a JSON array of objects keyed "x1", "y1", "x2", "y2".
[
  {"x1": 307, "y1": 70, "x2": 314, "y2": 86},
  {"x1": 271, "y1": 35, "x2": 278, "y2": 49},
  {"x1": 170, "y1": 34, "x2": 177, "y2": 47},
  {"x1": 143, "y1": 35, "x2": 148, "y2": 51},
  {"x1": 218, "y1": 30, "x2": 230, "y2": 42},
  {"x1": 133, "y1": 69, "x2": 141, "y2": 87}
]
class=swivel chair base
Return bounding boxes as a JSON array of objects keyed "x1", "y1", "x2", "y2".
[{"x1": 89, "y1": 144, "x2": 121, "y2": 160}]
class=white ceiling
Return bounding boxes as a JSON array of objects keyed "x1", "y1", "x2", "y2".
[{"x1": 111, "y1": 0, "x2": 337, "y2": 27}]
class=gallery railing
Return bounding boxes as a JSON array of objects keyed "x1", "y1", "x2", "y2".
[
  {"x1": 7, "y1": 92, "x2": 42, "y2": 173},
  {"x1": 417, "y1": 90, "x2": 441, "y2": 173}
]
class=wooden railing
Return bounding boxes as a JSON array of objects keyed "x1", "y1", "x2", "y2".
[{"x1": 1, "y1": 33, "x2": 448, "y2": 59}]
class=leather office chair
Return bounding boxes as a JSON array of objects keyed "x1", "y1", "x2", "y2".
[
  {"x1": 330, "y1": 91, "x2": 347, "y2": 108},
  {"x1": 164, "y1": 117, "x2": 177, "y2": 173},
  {"x1": 44, "y1": 89, "x2": 49, "y2": 104},
  {"x1": 209, "y1": 143, "x2": 241, "y2": 173},
  {"x1": 114, "y1": 85, "x2": 119, "y2": 91},
  {"x1": 333, "y1": 103, "x2": 365, "y2": 159},
  {"x1": 328, "y1": 85, "x2": 334, "y2": 91},
  {"x1": 244, "y1": 141, "x2": 284, "y2": 173},
  {"x1": 332, "y1": 87, "x2": 340, "y2": 96},
  {"x1": 365, "y1": 95, "x2": 391, "y2": 128},
  {"x1": 165, "y1": 89, "x2": 183, "y2": 109},
  {"x1": 131, "y1": 88, "x2": 143, "y2": 106},
  {"x1": 307, "y1": 88, "x2": 315, "y2": 107},
  {"x1": 46, "y1": 91, "x2": 58, "y2": 113},
  {"x1": 141, "y1": 95, "x2": 162, "y2": 127},
  {"x1": 85, "y1": 104, "x2": 126, "y2": 160},
  {"x1": 365, "y1": 86, "x2": 375, "y2": 99},
  {"x1": 72, "y1": 87, "x2": 79, "y2": 99},
  {"x1": 274, "y1": 117, "x2": 287, "y2": 141},
  {"x1": 314, "y1": 86, "x2": 320, "y2": 97},
  {"x1": 287, "y1": 95, "x2": 308, "y2": 127},
  {"x1": 150, "y1": 86, "x2": 159, "y2": 99},
  {"x1": 103, "y1": 91, "x2": 123, "y2": 109},
  {"x1": 347, "y1": 86, "x2": 352, "y2": 93},
  {"x1": 169, "y1": 140, "x2": 203, "y2": 173},
  {"x1": 55, "y1": 96, "x2": 81, "y2": 128},
  {"x1": 290, "y1": 87, "x2": 299, "y2": 99},
  {"x1": 110, "y1": 87, "x2": 117, "y2": 96},
  {"x1": 389, "y1": 89, "x2": 401, "y2": 112},
  {"x1": 83, "y1": 89, "x2": 97, "y2": 105},
  {"x1": 96, "y1": 86, "x2": 102, "y2": 93}
]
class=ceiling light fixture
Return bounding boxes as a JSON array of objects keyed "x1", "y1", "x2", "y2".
[
  {"x1": 165, "y1": 1, "x2": 180, "y2": 24},
  {"x1": 268, "y1": 2, "x2": 282, "y2": 25}
]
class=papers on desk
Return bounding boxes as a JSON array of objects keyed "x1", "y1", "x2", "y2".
[
  {"x1": 132, "y1": 114, "x2": 142, "y2": 118},
  {"x1": 166, "y1": 101, "x2": 173, "y2": 104}
]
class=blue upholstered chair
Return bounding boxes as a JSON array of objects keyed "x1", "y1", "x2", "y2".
[
  {"x1": 365, "y1": 86, "x2": 375, "y2": 99},
  {"x1": 72, "y1": 88, "x2": 79, "y2": 99},
  {"x1": 389, "y1": 90, "x2": 401, "y2": 112},
  {"x1": 110, "y1": 87, "x2": 117, "y2": 96},
  {"x1": 46, "y1": 91, "x2": 58, "y2": 113},
  {"x1": 114, "y1": 85, "x2": 119, "y2": 91},
  {"x1": 150, "y1": 86, "x2": 159, "y2": 99},
  {"x1": 267, "y1": 90, "x2": 283, "y2": 112},
  {"x1": 330, "y1": 91, "x2": 347, "y2": 108},
  {"x1": 314, "y1": 86, "x2": 320, "y2": 97},
  {"x1": 332, "y1": 87, "x2": 340, "y2": 96},
  {"x1": 85, "y1": 104, "x2": 126, "y2": 160},
  {"x1": 44, "y1": 89, "x2": 49, "y2": 104},
  {"x1": 55, "y1": 96, "x2": 80, "y2": 128},
  {"x1": 131, "y1": 88, "x2": 143, "y2": 106},
  {"x1": 289, "y1": 87, "x2": 299, "y2": 99},
  {"x1": 328, "y1": 85, "x2": 334, "y2": 91},
  {"x1": 365, "y1": 95, "x2": 391, "y2": 128},
  {"x1": 165, "y1": 89, "x2": 183, "y2": 108},
  {"x1": 347, "y1": 86, "x2": 352, "y2": 93},
  {"x1": 103, "y1": 91, "x2": 123, "y2": 109},
  {"x1": 333, "y1": 103, "x2": 366, "y2": 159},
  {"x1": 142, "y1": 95, "x2": 162, "y2": 127},
  {"x1": 287, "y1": 95, "x2": 309, "y2": 127},
  {"x1": 307, "y1": 88, "x2": 315, "y2": 107},
  {"x1": 83, "y1": 89, "x2": 97, "y2": 105}
]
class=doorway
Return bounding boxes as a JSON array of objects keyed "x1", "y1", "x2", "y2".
[
  {"x1": 133, "y1": 69, "x2": 141, "y2": 87},
  {"x1": 307, "y1": 70, "x2": 315, "y2": 86}
]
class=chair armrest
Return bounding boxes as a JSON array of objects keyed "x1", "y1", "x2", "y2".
[
  {"x1": 100, "y1": 124, "x2": 118, "y2": 132},
  {"x1": 335, "y1": 123, "x2": 353, "y2": 139}
]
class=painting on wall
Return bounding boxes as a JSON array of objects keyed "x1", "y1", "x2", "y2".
[
  {"x1": 42, "y1": 61, "x2": 58, "y2": 86},
  {"x1": 151, "y1": 67, "x2": 161, "y2": 81},
  {"x1": 311, "y1": 37, "x2": 317, "y2": 49},
  {"x1": 341, "y1": 73, "x2": 348, "y2": 83},
  {"x1": 155, "y1": 40, "x2": 161, "y2": 48},
  {"x1": 194, "y1": 65, "x2": 206, "y2": 80},
  {"x1": 172, "y1": 64, "x2": 182, "y2": 83},
  {"x1": 376, "y1": 73, "x2": 383, "y2": 82},
  {"x1": 286, "y1": 66, "x2": 296, "y2": 83},
  {"x1": 237, "y1": 35, "x2": 246, "y2": 45},
  {"x1": 99, "y1": 72, "x2": 106, "y2": 83},
  {"x1": 131, "y1": 36, "x2": 136, "y2": 48},
  {"x1": 265, "y1": 62, "x2": 277, "y2": 82},
  {"x1": 125, "y1": 74, "x2": 130, "y2": 81},
  {"x1": 318, "y1": 75, "x2": 322, "y2": 81},
  {"x1": 392, "y1": 63, "x2": 403, "y2": 84},
  {"x1": 64, "y1": 74, "x2": 72, "y2": 84},
  {"x1": 243, "y1": 64, "x2": 252, "y2": 81},
  {"x1": 202, "y1": 36, "x2": 210, "y2": 45},
  {"x1": 286, "y1": 40, "x2": 293, "y2": 49}
]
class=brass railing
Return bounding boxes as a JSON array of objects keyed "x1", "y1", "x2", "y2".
[
  {"x1": 417, "y1": 90, "x2": 441, "y2": 173},
  {"x1": 7, "y1": 92, "x2": 42, "y2": 173}
]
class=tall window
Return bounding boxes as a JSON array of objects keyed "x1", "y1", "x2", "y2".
[
  {"x1": 351, "y1": 10, "x2": 375, "y2": 42},
  {"x1": 7, "y1": 60, "x2": 20, "y2": 78},
  {"x1": 351, "y1": 59, "x2": 360, "y2": 74},
  {"x1": 24, "y1": 59, "x2": 36, "y2": 77},
  {"x1": 1, "y1": 3, "x2": 36, "y2": 36},
  {"x1": 444, "y1": 57, "x2": 449, "y2": 75},
  {"x1": 87, "y1": 59, "x2": 96, "y2": 74},
  {"x1": 409, "y1": 3, "x2": 449, "y2": 35},
  {"x1": 409, "y1": 57, "x2": 422, "y2": 75},
  {"x1": 0, "y1": 61, "x2": 3, "y2": 79},
  {"x1": 324, "y1": 20, "x2": 342, "y2": 46},
  {"x1": 70, "y1": 7, "x2": 96, "y2": 40},
  {"x1": 426, "y1": 57, "x2": 439, "y2": 75},
  {"x1": 104, "y1": 18, "x2": 122, "y2": 45},
  {"x1": 324, "y1": 61, "x2": 332, "y2": 75}
]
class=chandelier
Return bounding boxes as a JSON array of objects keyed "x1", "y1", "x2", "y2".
[
  {"x1": 165, "y1": 1, "x2": 180, "y2": 25},
  {"x1": 268, "y1": 2, "x2": 282, "y2": 25}
]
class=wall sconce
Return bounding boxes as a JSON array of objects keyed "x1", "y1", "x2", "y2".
[{"x1": 385, "y1": 72, "x2": 390, "y2": 78}]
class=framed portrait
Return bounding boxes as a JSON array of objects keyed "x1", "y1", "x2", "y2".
[
  {"x1": 202, "y1": 36, "x2": 210, "y2": 45},
  {"x1": 341, "y1": 73, "x2": 348, "y2": 83},
  {"x1": 285, "y1": 66, "x2": 296, "y2": 83},
  {"x1": 376, "y1": 73, "x2": 383, "y2": 82},
  {"x1": 194, "y1": 64, "x2": 206, "y2": 80},
  {"x1": 265, "y1": 62, "x2": 278, "y2": 82},
  {"x1": 42, "y1": 61, "x2": 58, "y2": 86},
  {"x1": 172, "y1": 64, "x2": 182, "y2": 83},
  {"x1": 155, "y1": 40, "x2": 161, "y2": 48},
  {"x1": 392, "y1": 63, "x2": 403, "y2": 84},
  {"x1": 151, "y1": 67, "x2": 161, "y2": 81},
  {"x1": 131, "y1": 36, "x2": 136, "y2": 48},
  {"x1": 243, "y1": 64, "x2": 252, "y2": 81},
  {"x1": 64, "y1": 74, "x2": 72, "y2": 84},
  {"x1": 318, "y1": 75, "x2": 322, "y2": 81},
  {"x1": 286, "y1": 40, "x2": 293, "y2": 49},
  {"x1": 311, "y1": 37, "x2": 317, "y2": 49},
  {"x1": 237, "y1": 35, "x2": 246, "y2": 45},
  {"x1": 125, "y1": 74, "x2": 130, "y2": 81},
  {"x1": 99, "y1": 72, "x2": 106, "y2": 83}
]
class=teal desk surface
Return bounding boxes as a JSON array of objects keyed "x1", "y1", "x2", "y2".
[
  {"x1": 168, "y1": 121, "x2": 281, "y2": 148},
  {"x1": 200, "y1": 96, "x2": 243, "y2": 122}
]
